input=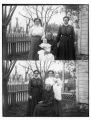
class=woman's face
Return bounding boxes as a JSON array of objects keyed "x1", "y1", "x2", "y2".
[
  {"x1": 34, "y1": 73, "x2": 38, "y2": 78},
  {"x1": 45, "y1": 84, "x2": 51, "y2": 91},
  {"x1": 34, "y1": 20, "x2": 40, "y2": 26},
  {"x1": 63, "y1": 18, "x2": 69, "y2": 25},
  {"x1": 67, "y1": 12, "x2": 71, "y2": 19},
  {"x1": 48, "y1": 73, "x2": 53, "y2": 77},
  {"x1": 55, "y1": 74, "x2": 59, "y2": 78}
]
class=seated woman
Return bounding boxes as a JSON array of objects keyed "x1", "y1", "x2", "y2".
[
  {"x1": 45, "y1": 32, "x2": 57, "y2": 57},
  {"x1": 33, "y1": 80, "x2": 56, "y2": 117}
]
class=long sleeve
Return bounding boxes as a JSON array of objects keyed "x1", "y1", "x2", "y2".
[
  {"x1": 56, "y1": 25, "x2": 62, "y2": 43},
  {"x1": 51, "y1": 40, "x2": 57, "y2": 56},
  {"x1": 29, "y1": 25, "x2": 45, "y2": 38},
  {"x1": 72, "y1": 26, "x2": 76, "y2": 42},
  {"x1": 28, "y1": 79, "x2": 32, "y2": 96}
]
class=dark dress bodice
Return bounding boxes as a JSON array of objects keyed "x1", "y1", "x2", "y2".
[
  {"x1": 61, "y1": 25, "x2": 74, "y2": 36},
  {"x1": 42, "y1": 87, "x2": 54, "y2": 104},
  {"x1": 28, "y1": 78, "x2": 43, "y2": 99}
]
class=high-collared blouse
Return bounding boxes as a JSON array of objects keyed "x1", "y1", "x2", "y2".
[{"x1": 29, "y1": 25, "x2": 45, "y2": 39}]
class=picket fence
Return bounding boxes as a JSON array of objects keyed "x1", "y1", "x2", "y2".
[
  {"x1": 6, "y1": 33, "x2": 31, "y2": 58},
  {"x1": 7, "y1": 82, "x2": 76, "y2": 105},
  {"x1": 8, "y1": 83, "x2": 29, "y2": 105}
]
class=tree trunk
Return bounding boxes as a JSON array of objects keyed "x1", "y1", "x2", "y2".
[
  {"x1": 44, "y1": 23, "x2": 48, "y2": 34},
  {"x1": 2, "y1": 77, "x2": 8, "y2": 116},
  {"x1": 2, "y1": 25, "x2": 7, "y2": 59}
]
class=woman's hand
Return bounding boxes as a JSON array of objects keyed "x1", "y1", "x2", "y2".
[
  {"x1": 43, "y1": 38, "x2": 47, "y2": 43},
  {"x1": 28, "y1": 95, "x2": 32, "y2": 99},
  {"x1": 38, "y1": 101, "x2": 43, "y2": 104},
  {"x1": 74, "y1": 41, "x2": 77, "y2": 46}
]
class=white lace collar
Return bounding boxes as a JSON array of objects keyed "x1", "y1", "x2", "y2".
[{"x1": 63, "y1": 24, "x2": 69, "y2": 26}]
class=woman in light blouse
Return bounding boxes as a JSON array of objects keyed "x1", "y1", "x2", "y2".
[{"x1": 28, "y1": 18, "x2": 45, "y2": 60}]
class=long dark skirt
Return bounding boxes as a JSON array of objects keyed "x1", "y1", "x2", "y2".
[
  {"x1": 33, "y1": 102, "x2": 56, "y2": 117},
  {"x1": 27, "y1": 96, "x2": 42, "y2": 116},
  {"x1": 27, "y1": 87, "x2": 42, "y2": 116},
  {"x1": 28, "y1": 36, "x2": 42, "y2": 60},
  {"x1": 57, "y1": 36, "x2": 76, "y2": 60},
  {"x1": 27, "y1": 97, "x2": 39, "y2": 116}
]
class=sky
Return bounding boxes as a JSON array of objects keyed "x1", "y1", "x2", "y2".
[
  {"x1": 10, "y1": 60, "x2": 75, "y2": 79},
  {"x1": 10, "y1": 60, "x2": 64, "y2": 78},
  {"x1": 10, "y1": 5, "x2": 66, "y2": 30}
]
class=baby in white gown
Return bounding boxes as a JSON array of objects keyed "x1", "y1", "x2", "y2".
[{"x1": 38, "y1": 38, "x2": 54, "y2": 61}]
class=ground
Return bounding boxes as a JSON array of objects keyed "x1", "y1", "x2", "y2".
[{"x1": 4, "y1": 100, "x2": 89, "y2": 117}]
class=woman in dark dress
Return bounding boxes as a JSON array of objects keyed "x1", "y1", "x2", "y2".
[
  {"x1": 45, "y1": 32, "x2": 57, "y2": 57},
  {"x1": 33, "y1": 83, "x2": 56, "y2": 117},
  {"x1": 28, "y1": 18, "x2": 45, "y2": 60},
  {"x1": 27, "y1": 70, "x2": 43, "y2": 116},
  {"x1": 56, "y1": 16, "x2": 76, "y2": 60}
]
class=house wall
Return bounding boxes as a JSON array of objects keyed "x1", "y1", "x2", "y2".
[
  {"x1": 76, "y1": 60, "x2": 88, "y2": 104},
  {"x1": 78, "y1": 5, "x2": 88, "y2": 55}
]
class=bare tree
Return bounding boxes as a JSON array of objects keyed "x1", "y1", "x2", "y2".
[
  {"x1": 19, "y1": 60, "x2": 55, "y2": 82},
  {"x1": 2, "y1": 6, "x2": 17, "y2": 115},
  {"x1": 19, "y1": 5, "x2": 61, "y2": 32},
  {"x1": 18, "y1": 63, "x2": 30, "y2": 82},
  {"x1": 2, "y1": 5, "x2": 17, "y2": 59},
  {"x1": 28, "y1": 61, "x2": 54, "y2": 82},
  {"x1": 2, "y1": 60, "x2": 16, "y2": 116}
]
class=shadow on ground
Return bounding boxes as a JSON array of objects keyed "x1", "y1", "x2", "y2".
[{"x1": 4, "y1": 101, "x2": 89, "y2": 117}]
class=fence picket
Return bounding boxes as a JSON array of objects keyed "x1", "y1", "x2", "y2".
[
  {"x1": 7, "y1": 33, "x2": 31, "y2": 58},
  {"x1": 8, "y1": 83, "x2": 29, "y2": 105}
]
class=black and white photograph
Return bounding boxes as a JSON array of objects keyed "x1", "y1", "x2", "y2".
[
  {"x1": 2, "y1": 60, "x2": 89, "y2": 117},
  {"x1": 2, "y1": 4, "x2": 88, "y2": 60},
  {"x1": 2, "y1": 4, "x2": 89, "y2": 117}
]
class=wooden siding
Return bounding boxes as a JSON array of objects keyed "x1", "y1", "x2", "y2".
[
  {"x1": 76, "y1": 60, "x2": 88, "y2": 104},
  {"x1": 78, "y1": 5, "x2": 88, "y2": 55}
]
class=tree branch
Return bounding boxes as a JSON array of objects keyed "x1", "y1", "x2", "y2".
[
  {"x1": 35, "y1": 61, "x2": 40, "y2": 72},
  {"x1": 47, "y1": 61, "x2": 53, "y2": 71},
  {"x1": 41, "y1": 6, "x2": 44, "y2": 22},
  {"x1": 6, "y1": 6, "x2": 17, "y2": 26},
  {"x1": 3, "y1": 60, "x2": 16, "y2": 79},
  {"x1": 24, "y1": 7, "x2": 34, "y2": 20},
  {"x1": 35, "y1": 6, "x2": 39, "y2": 18},
  {"x1": 19, "y1": 12, "x2": 32, "y2": 20},
  {"x1": 47, "y1": 6, "x2": 60, "y2": 23},
  {"x1": 27, "y1": 61, "x2": 34, "y2": 73}
]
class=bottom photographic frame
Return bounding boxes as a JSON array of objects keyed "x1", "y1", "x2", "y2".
[{"x1": 2, "y1": 60, "x2": 89, "y2": 117}]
